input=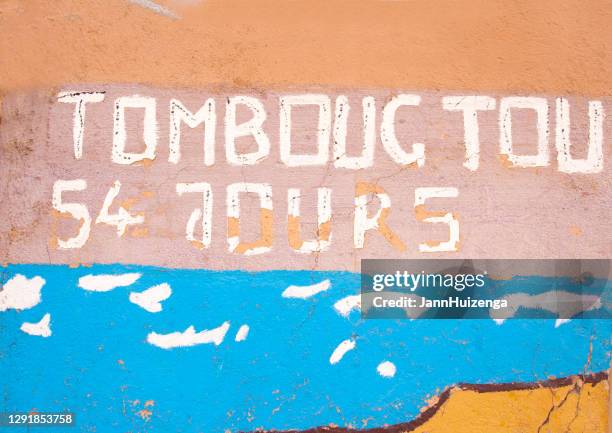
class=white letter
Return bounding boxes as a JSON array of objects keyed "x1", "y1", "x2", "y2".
[
  {"x1": 280, "y1": 94, "x2": 331, "y2": 166},
  {"x1": 57, "y1": 91, "x2": 105, "y2": 159},
  {"x1": 499, "y1": 97, "x2": 549, "y2": 167},
  {"x1": 176, "y1": 182, "x2": 213, "y2": 249},
  {"x1": 414, "y1": 187, "x2": 459, "y2": 252},
  {"x1": 169, "y1": 99, "x2": 216, "y2": 165},
  {"x1": 381, "y1": 94, "x2": 425, "y2": 167},
  {"x1": 442, "y1": 96, "x2": 496, "y2": 171},
  {"x1": 555, "y1": 98, "x2": 604, "y2": 173},
  {"x1": 52, "y1": 179, "x2": 91, "y2": 249},
  {"x1": 112, "y1": 96, "x2": 158, "y2": 165},
  {"x1": 227, "y1": 183, "x2": 273, "y2": 255},
  {"x1": 333, "y1": 96, "x2": 376, "y2": 169},
  {"x1": 96, "y1": 181, "x2": 144, "y2": 237},
  {"x1": 287, "y1": 188, "x2": 332, "y2": 253},
  {"x1": 225, "y1": 96, "x2": 270, "y2": 165},
  {"x1": 354, "y1": 183, "x2": 406, "y2": 251}
]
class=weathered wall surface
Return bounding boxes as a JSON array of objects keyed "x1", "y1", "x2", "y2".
[
  {"x1": 0, "y1": 1, "x2": 610, "y2": 433},
  {"x1": 1, "y1": 0, "x2": 611, "y2": 95},
  {"x1": 1, "y1": 88, "x2": 611, "y2": 269}
]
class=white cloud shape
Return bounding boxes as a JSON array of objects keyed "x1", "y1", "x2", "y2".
[
  {"x1": 282, "y1": 279, "x2": 330, "y2": 299},
  {"x1": 0, "y1": 274, "x2": 45, "y2": 312},
  {"x1": 147, "y1": 322, "x2": 230, "y2": 349},
  {"x1": 129, "y1": 283, "x2": 172, "y2": 313},
  {"x1": 377, "y1": 361, "x2": 396, "y2": 378},
  {"x1": 329, "y1": 338, "x2": 356, "y2": 365},
  {"x1": 21, "y1": 313, "x2": 52, "y2": 337},
  {"x1": 78, "y1": 273, "x2": 141, "y2": 292}
]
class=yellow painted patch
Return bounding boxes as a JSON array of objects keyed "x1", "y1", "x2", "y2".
[{"x1": 411, "y1": 379, "x2": 608, "y2": 433}]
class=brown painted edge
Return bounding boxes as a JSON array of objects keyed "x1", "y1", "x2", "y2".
[{"x1": 243, "y1": 371, "x2": 609, "y2": 433}]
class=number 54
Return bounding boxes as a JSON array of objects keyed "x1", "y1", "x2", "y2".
[{"x1": 52, "y1": 179, "x2": 143, "y2": 249}]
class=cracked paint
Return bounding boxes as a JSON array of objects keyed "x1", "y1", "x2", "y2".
[{"x1": 1, "y1": 1, "x2": 610, "y2": 432}]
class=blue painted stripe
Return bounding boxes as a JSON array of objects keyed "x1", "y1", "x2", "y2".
[{"x1": 1, "y1": 264, "x2": 610, "y2": 432}]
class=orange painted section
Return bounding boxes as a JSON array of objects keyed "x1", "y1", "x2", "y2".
[{"x1": 1, "y1": 0, "x2": 611, "y2": 95}]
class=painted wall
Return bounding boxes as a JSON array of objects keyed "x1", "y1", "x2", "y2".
[{"x1": 1, "y1": 1, "x2": 610, "y2": 432}]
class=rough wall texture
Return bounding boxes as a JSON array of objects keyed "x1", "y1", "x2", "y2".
[
  {"x1": 1, "y1": 88, "x2": 611, "y2": 269},
  {"x1": 0, "y1": 1, "x2": 610, "y2": 432},
  {"x1": 1, "y1": 0, "x2": 611, "y2": 96}
]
